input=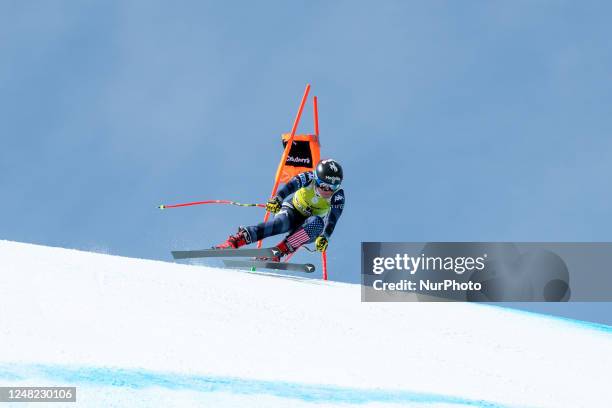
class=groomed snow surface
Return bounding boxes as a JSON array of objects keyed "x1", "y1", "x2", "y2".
[{"x1": 0, "y1": 240, "x2": 610, "y2": 407}]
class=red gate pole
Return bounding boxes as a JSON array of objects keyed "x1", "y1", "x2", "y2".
[
  {"x1": 313, "y1": 96, "x2": 328, "y2": 280},
  {"x1": 322, "y1": 251, "x2": 328, "y2": 281}
]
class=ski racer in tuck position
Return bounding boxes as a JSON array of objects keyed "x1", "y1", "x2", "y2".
[{"x1": 215, "y1": 159, "x2": 345, "y2": 261}]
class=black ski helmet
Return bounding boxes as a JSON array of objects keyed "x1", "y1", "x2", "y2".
[{"x1": 314, "y1": 159, "x2": 343, "y2": 187}]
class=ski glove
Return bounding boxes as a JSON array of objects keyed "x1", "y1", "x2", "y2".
[
  {"x1": 266, "y1": 196, "x2": 282, "y2": 213},
  {"x1": 315, "y1": 236, "x2": 328, "y2": 252}
]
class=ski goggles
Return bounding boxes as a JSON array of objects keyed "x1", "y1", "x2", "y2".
[{"x1": 314, "y1": 177, "x2": 341, "y2": 192}]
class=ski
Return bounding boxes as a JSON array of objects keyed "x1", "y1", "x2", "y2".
[
  {"x1": 222, "y1": 259, "x2": 316, "y2": 273},
  {"x1": 171, "y1": 247, "x2": 281, "y2": 260}
]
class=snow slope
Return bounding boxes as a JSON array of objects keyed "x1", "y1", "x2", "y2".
[{"x1": 0, "y1": 240, "x2": 610, "y2": 407}]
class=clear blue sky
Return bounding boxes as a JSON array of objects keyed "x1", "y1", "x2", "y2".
[{"x1": 1, "y1": 1, "x2": 611, "y2": 324}]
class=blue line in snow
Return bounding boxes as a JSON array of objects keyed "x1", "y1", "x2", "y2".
[
  {"x1": 478, "y1": 303, "x2": 612, "y2": 333},
  {"x1": 0, "y1": 363, "x2": 513, "y2": 407}
]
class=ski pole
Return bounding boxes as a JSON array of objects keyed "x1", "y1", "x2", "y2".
[
  {"x1": 158, "y1": 200, "x2": 266, "y2": 210},
  {"x1": 300, "y1": 246, "x2": 328, "y2": 280}
]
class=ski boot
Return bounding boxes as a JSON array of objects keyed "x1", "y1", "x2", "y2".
[
  {"x1": 214, "y1": 227, "x2": 251, "y2": 249},
  {"x1": 257, "y1": 239, "x2": 294, "y2": 262}
]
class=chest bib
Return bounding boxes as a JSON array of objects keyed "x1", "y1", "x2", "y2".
[{"x1": 292, "y1": 185, "x2": 330, "y2": 217}]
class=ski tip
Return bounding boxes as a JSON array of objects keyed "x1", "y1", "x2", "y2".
[
  {"x1": 305, "y1": 264, "x2": 316, "y2": 273},
  {"x1": 158, "y1": 205, "x2": 166, "y2": 210},
  {"x1": 171, "y1": 251, "x2": 185, "y2": 260}
]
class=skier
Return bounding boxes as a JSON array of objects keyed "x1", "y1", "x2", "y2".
[{"x1": 214, "y1": 159, "x2": 345, "y2": 261}]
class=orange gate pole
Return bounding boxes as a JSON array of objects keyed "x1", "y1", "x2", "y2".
[{"x1": 257, "y1": 84, "x2": 311, "y2": 248}]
